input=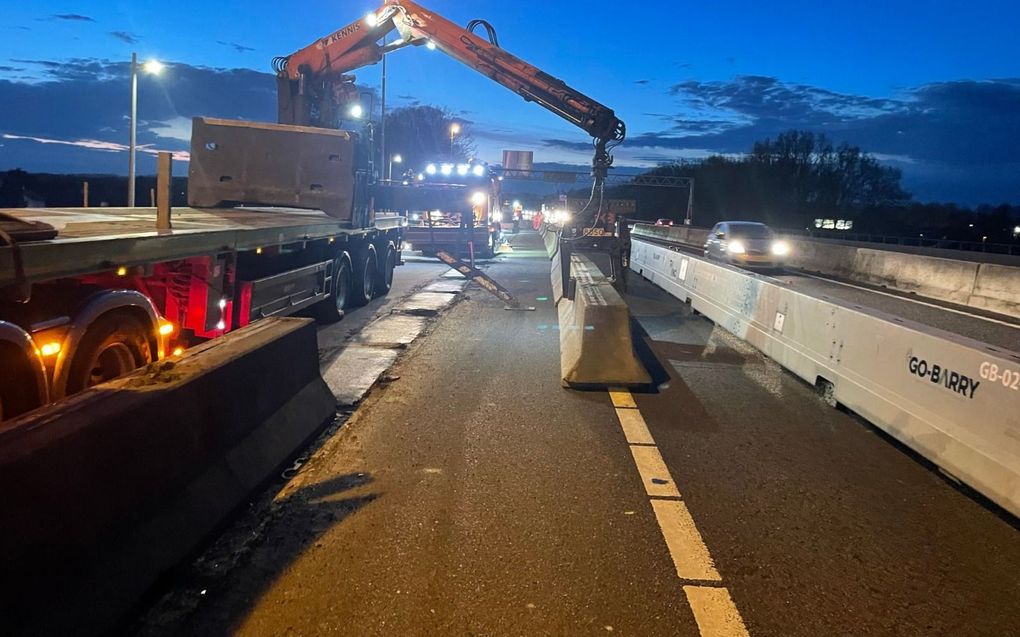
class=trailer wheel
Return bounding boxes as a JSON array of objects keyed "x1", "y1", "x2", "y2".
[
  {"x1": 374, "y1": 242, "x2": 396, "y2": 297},
  {"x1": 0, "y1": 343, "x2": 42, "y2": 421},
  {"x1": 350, "y1": 244, "x2": 377, "y2": 307},
  {"x1": 311, "y1": 252, "x2": 352, "y2": 323},
  {"x1": 65, "y1": 312, "x2": 153, "y2": 395}
]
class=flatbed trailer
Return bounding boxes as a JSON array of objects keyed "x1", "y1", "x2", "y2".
[{"x1": 0, "y1": 204, "x2": 404, "y2": 420}]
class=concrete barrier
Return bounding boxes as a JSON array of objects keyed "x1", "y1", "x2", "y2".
[
  {"x1": 556, "y1": 254, "x2": 651, "y2": 388},
  {"x1": 0, "y1": 317, "x2": 335, "y2": 636},
  {"x1": 631, "y1": 238, "x2": 1020, "y2": 518},
  {"x1": 631, "y1": 224, "x2": 1020, "y2": 319},
  {"x1": 541, "y1": 222, "x2": 559, "y2": 259},
  {"x1": 971, "y1": 263, "x2": 1020, "y2": 318}
]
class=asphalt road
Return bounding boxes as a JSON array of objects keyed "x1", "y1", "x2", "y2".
[{"x1": 131, "y1": 231, "x2": 1020, "y2": 636}]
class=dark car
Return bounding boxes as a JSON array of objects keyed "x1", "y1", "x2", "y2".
[{"x1": 703, "y1": 221, "x2": 789, "y2": 270}]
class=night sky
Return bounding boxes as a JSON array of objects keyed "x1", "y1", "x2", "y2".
[{"x1": 1, "y1": 1, "x2": 1018, "y2": 204}]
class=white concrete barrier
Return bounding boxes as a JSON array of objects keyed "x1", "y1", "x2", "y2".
[
  {"x1": 971, "y1": 263, "x2": 1020, "y2": 318},
  {"x1": 631, "y1": 238, "x2": 1020, "y2": 518},
  {"x1": 553, "y1": 253, "x2": 650, "y2": 388},
  {"x1": 631, "y1": 224, "x2": 1020, "y2": 320}
]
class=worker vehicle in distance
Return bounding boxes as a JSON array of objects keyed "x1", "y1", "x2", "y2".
[
  {"x1": 374, "y1": 160, "x2": 502, "y2": 258},
  {"x1": 0, "y1": 117, "x2": 403, "y2": 422},
  {"x1": 703, "y1": 221, "x2": 789, "y2": 271}
]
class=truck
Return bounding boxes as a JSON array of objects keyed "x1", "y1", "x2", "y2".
[
  {"x1": 0, "y1": 118, "x2": 404, "y2": 421},
  {"x1": 0, "y1": 0, "x2": 627, "y2": 420}
]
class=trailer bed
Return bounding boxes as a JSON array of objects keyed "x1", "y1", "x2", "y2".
[{"x1": 0, "y1": 206, "x2": 403, "y2": 286}]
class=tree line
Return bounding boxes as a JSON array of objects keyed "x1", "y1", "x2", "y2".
[{"x1": 612, "y1": 130, "x2": 1019, "y2": 243}]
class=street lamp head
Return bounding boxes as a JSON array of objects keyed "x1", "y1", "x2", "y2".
[
  {"x1": 142, "y1": 59, "x2": 164, "y2": 75},
  {"x1": 450, "y1": 122, "x2": 461, "y2": 135},
  {"x1": 348, "y1": 103, "x2": 364, "y2": 119},
  {"x1": 393, "y1": 154, "x2": 403, "y2": 163}
]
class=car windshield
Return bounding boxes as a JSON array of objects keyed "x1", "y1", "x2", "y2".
[{"x1": 729, "y1": 224, "x2": 773, "y2": 239}]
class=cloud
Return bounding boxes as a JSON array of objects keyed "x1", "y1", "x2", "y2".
[
  {"x1": 540, "y1": 75, "x2": 1020, "y2": 203},
  {"x1": 660, "y1": 75, "x2": 1020, "y2": 168},
  {"x1": 52, "y1": 14, "x2": 95, "y2": 22},
  {"x1": 217, "y1": 40, "x2": 255, "y2": 53},
  {"x1": 2, "y1": 133, "x2": 189, "y2": 162},
  {"x1": 109, "y1": 31, "x2": 139, "y2": 44},
  {"x1": 633, "y1": 79, "x2": 651, "y2": 85},
  {"x1": 0, "y1": 59, "x2": 277, "y2": 174},
  {"x1": 0, "y1": 66, "x2": 25, "y2": 73}
]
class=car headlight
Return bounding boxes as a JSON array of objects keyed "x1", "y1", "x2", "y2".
[
  {"x1": 727, "y1": 240, "x2": 746, "y2": 254},
  {"x1": 771, "y1": 240, "x2": 790, "y2": 256}
]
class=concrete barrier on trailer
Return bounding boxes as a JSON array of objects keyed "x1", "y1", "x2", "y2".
[
  {"x1": 557, "y1": 254, "x2": 651, "y2": 388},
  {"x1": 630, "y1": 238, "x2": 1020, "y2": 518},
  {"x1": 0, "y1": 317, "x2": 336, "y2": 636}
]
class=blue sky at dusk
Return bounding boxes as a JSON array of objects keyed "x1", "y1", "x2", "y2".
[{"x1": 0, "y1": 1, "x2": 1018, "y2": 204}]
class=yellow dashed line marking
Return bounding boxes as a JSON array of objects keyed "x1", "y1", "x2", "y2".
[
  {"x1": 610, "y1": 388, "x2": 749, "y2": 636},
  {"x1": 651, "y1": 499, "x2": 721, "y2": 581},
  {"x1": 615, "y1": 407, "x2": 655, "y2": 444},
  {"x1": 684, "y1": 586, "x2": 751, "y2": 637},
  {"x1": 609, "y1": 387, "x2": 637, "y2": 409},
  {"x1": 629, "y1": 445, "x2": 682, "y2": 498}
]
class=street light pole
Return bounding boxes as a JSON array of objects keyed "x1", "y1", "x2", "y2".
[
  {"x1": 388, "y1": 154, "x2": 402, "y2": 181},
  {"x1": 380, "y1": 35, "x2": 387, "y2": 184},
  {"x1": 128, "y1": 52, "x2": 138, "y2": 207},
  {"x1": 128, "y1": 54, "x2": 163, "y2": 207}
]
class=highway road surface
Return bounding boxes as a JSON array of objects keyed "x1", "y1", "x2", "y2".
[{"x1": 131, "y1": 231, "x2": 1020, "y2": 636}]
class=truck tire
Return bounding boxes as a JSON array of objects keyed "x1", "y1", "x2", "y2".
[
  {"x1": 311, "y1": 252, "x2": 352, "y2": 323},
  {"x1": 350, "y1": 244, "x2": 377, "y2": 307},
  {"x1": 65, "y1": 312, "x2": 154, "y2": 395},
  {"x1": 374, "y1": 241, "x2": 396, "y2": 297}
]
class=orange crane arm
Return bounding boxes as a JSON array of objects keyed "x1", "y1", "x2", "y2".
[{"x1": 274, "y1": 0, "x2": 625, "y2": 182}]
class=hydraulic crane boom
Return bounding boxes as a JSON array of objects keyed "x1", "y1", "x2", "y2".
[{"x1": 273, "y1": 0, "x2": 625, "y2": 199}]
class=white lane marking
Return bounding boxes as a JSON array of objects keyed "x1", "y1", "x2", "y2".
[
  {"x1": 795, "y1": 271, "x2": 1020, "y2": 331},
  {"x1": 609, "y1": 387, "x2": 638, "y2": 408},
  {"x1": 683, "y1": 586, "x2": 750, "y2": 637},
  {"x1": 616, "y1": 407, "x2": 655, "y2": 445},
  {"x1": 650, "y1": 499, "x2": 721, "y2": 582},
  {"x1": 629, "y1": 443, "x2": 681, "y2": 498}
]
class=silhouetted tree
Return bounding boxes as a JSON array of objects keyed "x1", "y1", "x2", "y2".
[
  {"x1": 382, "y1": 105, "x2": 476, "y2": 175},
  {"x1": 622, "y1": 129, "x2": 911, "y2": 229}
]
